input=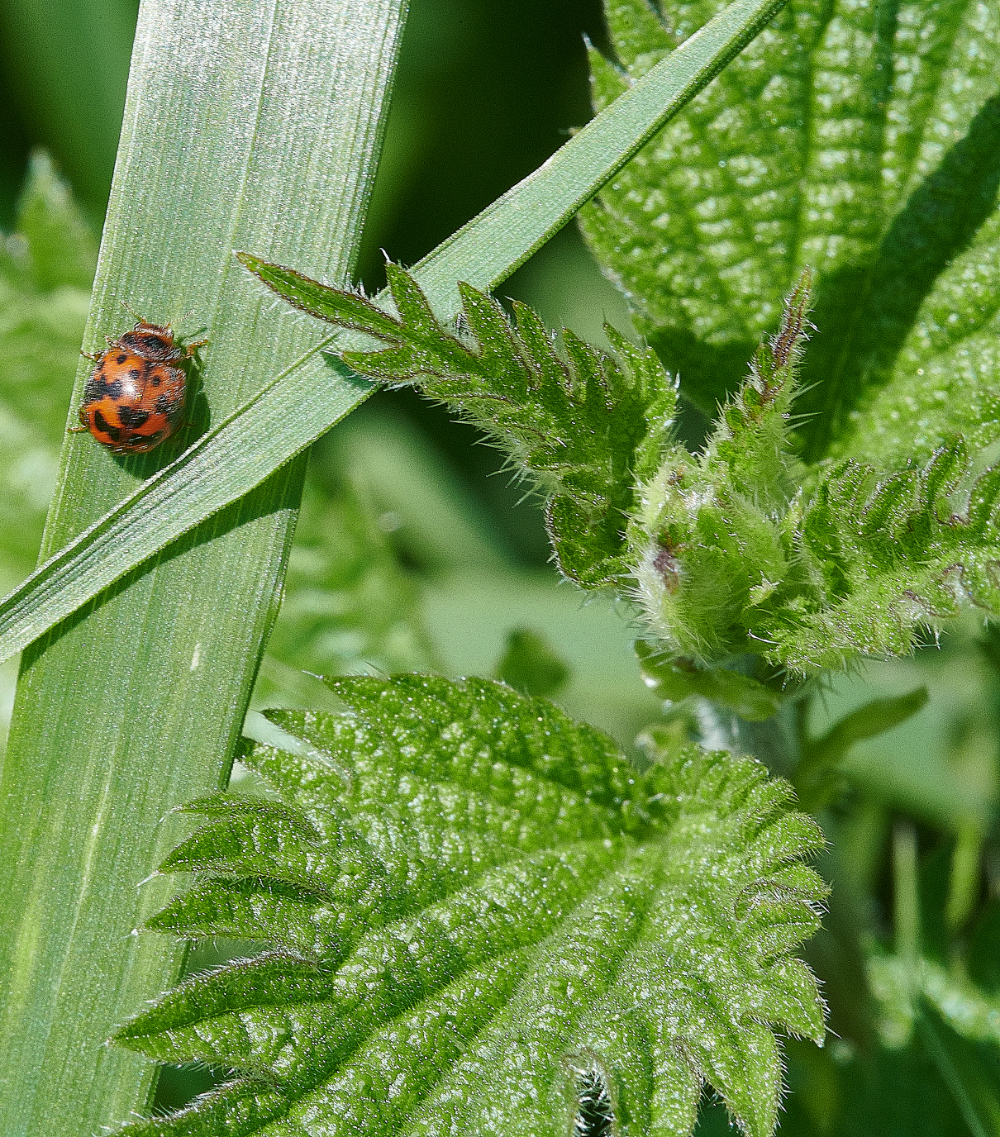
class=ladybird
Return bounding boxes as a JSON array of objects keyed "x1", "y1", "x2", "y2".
[{"x1": 73, "y1": 320, "x2": 204, "y2": 454}]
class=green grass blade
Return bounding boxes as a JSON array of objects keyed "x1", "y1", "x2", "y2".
[
  {"x1": 0, "y1": 0, "x2": 788, "y2": 666},
  {"x1": 0, "y1": 0, "x2": 407, "y2": 1133}
]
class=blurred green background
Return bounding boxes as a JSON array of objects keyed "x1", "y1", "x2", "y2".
[{"x1": 3, "y1": 1, "x2": 1000, "y2": 1130}]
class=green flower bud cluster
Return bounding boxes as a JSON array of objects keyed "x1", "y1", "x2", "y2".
[{"x1": 629, "y1": 275, "x2": 812, "y2": 665}]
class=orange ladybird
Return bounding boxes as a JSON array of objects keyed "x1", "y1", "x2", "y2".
[{"x1": 75, "y1": 320, "x2": 203, "y2": 454}]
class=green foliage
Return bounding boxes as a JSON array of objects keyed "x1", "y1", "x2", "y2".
[
  {"x1": 0, "y1": 0, "x2": 137, "y2": 216},
  {"x1": 778, "y1": 1017, "x2": 1000, "y2": 1137},
  {"x1": 580, "y1": 0, "x2": 1000, "y2": 467},
  {"x1": 240, "y1": 256, "x2": 678, "y2": 588},
  {"x1": 494, "y1": 626, "x2": 570, "y2": 697},
  {"x1": 869, "y1": 953, "x2": 1000, "y2": 1052},
  {"x1": 627, "y1": 276, "x2": 811, "y2": 666},
  {"x1": 247, "y1": 257, "x2": 1000, "y2": 680},
  {"x1": 114, "y1": 675, "x2": 825, "y2": 1137},
  {"x1": 794, "y1": 686, "x2": 929, "y2": 810},
  {"x1": 257, "y1": 473, "x2": 433, "y2": 704},
  {"x1": 8, "y1": 2, "x2": 1000, "y2": 1135},
  {"x1": 633, "y1": 370, "x2": 1000, "y2": 672},
  {"x1": 0, "y1": 151, "x2": 95, "y2": 592},
  {"x1": 635, "y1": 641, "x2": 783, "y2": 722}
]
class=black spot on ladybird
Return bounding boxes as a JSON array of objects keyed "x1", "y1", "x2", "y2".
[
  {"x1": 117, "y1": 406, "x2": 150, "y2": 429},
  {"x1": 93, "y1": 409, "x2": 122, "y2": 442}
]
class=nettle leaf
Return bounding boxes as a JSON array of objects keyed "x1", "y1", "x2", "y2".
[
  {"x1": 635, "y1": 641, "x2": 784, "y2": 723},
  {"x1": 242, "y1": 257, "x2": 678, "y2": 587},
  {"x1": 769, "y1": 440, "x2": 1000, "y2": 671},
  {"x1": 580, "y1": 0, "x2": 1000, "y2": 464},
  {"x1": 794, "y1": 686, "x2": 929, "y2": 809},
  {"x1": 638, "y1": 431, "x2": 1000, "y2": 674},
  {"x1": 113, "y1": 675, "x2": 826, "y2": 1137}
]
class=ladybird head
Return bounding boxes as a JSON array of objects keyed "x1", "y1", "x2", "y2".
[{"x1": 115, "y1": 322, "x2": 182, "y2": 363}]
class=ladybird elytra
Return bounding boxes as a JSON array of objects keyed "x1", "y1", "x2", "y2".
[{"x1": 73, "y1": 319, "x2": 204, "y2": 454}]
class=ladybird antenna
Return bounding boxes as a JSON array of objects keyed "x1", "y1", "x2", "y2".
[{"x1": 118, "y1": 297, "x2": 144, "y2": 324}]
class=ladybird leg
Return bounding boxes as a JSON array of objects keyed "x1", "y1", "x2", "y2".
[
  {"x1": 80, "y1": 349, "x2": 102, "y2": 362},
  {"x1": 68, "y1": 407, "x2": 90, "y2": 433},
  {"x1": 182, "y1": 337, "x2": 208, "y2": 358}
]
